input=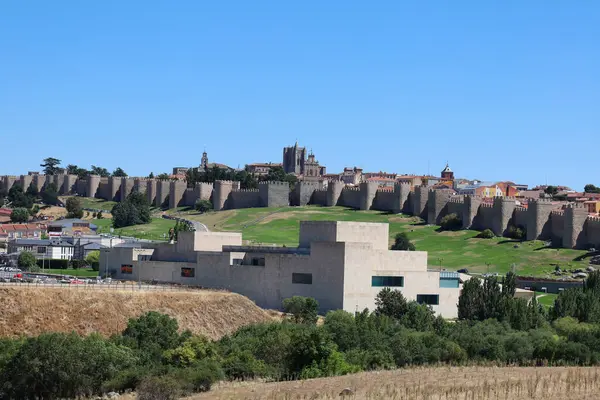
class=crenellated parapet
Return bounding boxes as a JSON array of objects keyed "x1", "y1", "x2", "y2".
[{"x1": 259, "y1": 181, "x2": 290, "y2": 208}]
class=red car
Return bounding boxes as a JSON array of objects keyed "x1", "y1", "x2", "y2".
[{"x1": 69, "y1": 279, "x2": 85, "y2": 284}]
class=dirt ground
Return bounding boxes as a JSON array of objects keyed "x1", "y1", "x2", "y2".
[
  {"x1": 184, "y1": 366, "x2": 600, "y2": 400},
  {"x1": 0, "y1": 287, "x2": 275, "y2": 339}
]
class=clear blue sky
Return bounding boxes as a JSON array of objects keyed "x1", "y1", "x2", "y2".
[{"x1": 1, "y1": 1, "x2": 598, "y2": 189}]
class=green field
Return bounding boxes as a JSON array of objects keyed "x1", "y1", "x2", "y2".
[
  {"x1": 41, "y1": 268, "x2": 99, "y2": 277},
  {"x1": 172, "y1": 206, "x2": 590, "y2": 278},
  {"x1": 93, "y1": 217, "x2": 175, "y2": 241},
  {"x1": 61, "y1": 196, "x2": 118, "y2": 212},
  {"x1": 536, "y1": 293, "x2": 558, "y2": 308}
]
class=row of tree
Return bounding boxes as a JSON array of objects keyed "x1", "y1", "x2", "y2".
[
  {"x1": 3, "y1": 272, "x2": 600, "y2": 398},
  {"x1": 39, "y1": 157, "x2": 129, "y2": 178}
]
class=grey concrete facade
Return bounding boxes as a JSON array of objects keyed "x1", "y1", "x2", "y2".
[{"x1": 100, "y1": 221, "x2": 467, "y2": 318}]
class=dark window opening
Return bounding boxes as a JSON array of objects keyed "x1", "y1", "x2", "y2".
[
  {"x1": 371, "y1": 276, "x2": 404, "y2": 287},
  {"x1": 181, "y1": 267, "x2": 195, "y2": 278},
  {"x1": 292, "y1": 272, "x2": 312, "y2": 284},
  {"x1": 416, "y1": 294, "x2": 439, "y2": 305}
]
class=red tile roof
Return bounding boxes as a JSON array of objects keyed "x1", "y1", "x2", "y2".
[{"x1": 0, "y1": 208, "x2": 12, "y2": 217}]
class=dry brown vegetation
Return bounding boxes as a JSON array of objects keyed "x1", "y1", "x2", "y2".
[
  {"x1": 0, "y1": 287, "x2": 275, "y2": 339},
  {"x1": 187, "y1": 366, "x2": 600, "y2": 400}
]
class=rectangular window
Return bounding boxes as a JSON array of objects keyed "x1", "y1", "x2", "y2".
[
  {"x1": 371, "y1": 276, "x2": 404, "y2": 287},
  {"x1": 251, "y1": 257, "x2": 265, "y2": 266},
  {"x1": 416, "y1": 294, "x2": 439, "y2": 305},
  {"x1": 121, "y1": 265, "x2": 133, "y2": 274},
  {"x1": 439, "y1": 277, "x2": 459, "y2": 288},
  {"x1": 292, "y1": 273, "x2": 312, "y2": 285},
  {"x1": 37, "y1": 246, "x2": 46, "y2": 254},
  {"x1": 181, "y1": 267, "x2": 195, "y2": 278}
]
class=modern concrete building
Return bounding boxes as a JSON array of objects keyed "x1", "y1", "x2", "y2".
[{"x1": 100, "y1": 221, "x2": 468, "y2": 318}]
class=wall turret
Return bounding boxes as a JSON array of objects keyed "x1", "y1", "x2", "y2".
[
  {"x1": 492, "y1": 196, "x2": 516, "y2": 236},
  {"x1": 108, "y1": 177, "x2": 121, "y2": 201},
  {"x1": 169, "y1": 180, "x2": 187, "y2": 209},
  {"x1": 393, "y1": 182, "x2": 411, "y2": 214},
  {"x1": 359, "y1": 181, "x2": 378, "y2": 210},
  {"x1": 19, "y1": 175, "x2": 33, "y2": 192},
  {"x1": 155, "y1": 180, "x2": 170, "y2": 208},
  {"x1": 563, "y1": 204, "x2": 588, "y2": 249},
  {"x1": 146, "y1": 179, "x2": 157, "y2": 205},
  {"x1": 87, "y1": 175, "x2": 101, "y2": 198},
  {"x1": 526, "y1": 199, "x2": 554, "y2": 241},
  {"x1": 427, "y1": 189, "x2": 452, "y2": 225},
  {"x1": 412, "y1": 185, "x2": 428, "y2": 219},
  {"x1": 119, "y1": 177, "x2": 135, "y2": 201},
  {"x1": 326, "y1": 180, "x2": 344, "y2": 207},
  {"x1": 462, "y1": 195, "x2": 482, "y2": 229},
  {"x1": 213, "y1": 180, "x2": 234, "y2": 211},
  {"x1": 32, "y1": 174, "x2": 48, "y2": 192}
]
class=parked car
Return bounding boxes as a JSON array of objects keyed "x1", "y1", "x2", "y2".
[
  {"x1": 70, "y1": 279, "x2": 85, "y2": 284},
  {"x1": 457, "y1": 268, "x2": 469, "y2": 274}
]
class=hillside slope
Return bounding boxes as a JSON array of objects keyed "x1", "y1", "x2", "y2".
[{"x1": 0, "y1": 287, "x2": 275, "y2": 339}]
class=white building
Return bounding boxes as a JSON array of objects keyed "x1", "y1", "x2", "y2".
[{"x1": 101, "y1": 221, "x2": 470, "y2": 318}]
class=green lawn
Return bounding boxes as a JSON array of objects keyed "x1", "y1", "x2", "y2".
[
  {"x1": 42, "y1": 268, "x2": 99, "y2": 277},
  {"x1": 175, "y1": 206, "x2": 589, "y2": 278},
  {"x1": 93, "y1": 217, "x2": 175, "y2": 241},
  {"x1": 61, "y1": 196, "x2": 118, "y2": 212},
  {"x1": 536, "y1": 293, "x2": 558, "y2": 308}
]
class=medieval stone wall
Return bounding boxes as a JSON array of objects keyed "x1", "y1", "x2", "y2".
[
  {"x1": 230, "y1": 189, "x2": 261, "y2": 209},
  {"x1": 372, "y1": 189, "x2": 396, "y2": 211},
  {"x1": 550, "y1": 211, "x2": 564, "y2": 246},
  {"x1": 259, "y1": 182, "x2": 289, "y2": 208},
  {"x1": 586, "y1": 217, "x2": 600, "y2": 248},
  {"x1": 339, "y1": 187, "x2": 361, "y2": 209}
]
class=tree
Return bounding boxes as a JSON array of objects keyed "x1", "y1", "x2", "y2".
[
  {"x1": 17, "y1": 251, "x2": 37, "y2": 270},
  {"x1": 10, "y1": 208, "x2": 29, "y2": 223},
  {"x1": 195, "y1": 199, "x2": 213, "y2": 214},
  {"x1": 391, "y1": 232, "x2": 415, "y2": 251},
  {"x1": 90, "y1": 165, "x2": 110, "y2": 177},
  {"x1": 112, "y1": 167, "x2": 128, "y2": 177},
  {"x1": 97, "y1": 211, "x2": 103, "y2": 219},
  {"x1": 40, "y1": 183, "x2": 59, "y2": 205},
  {"x1": 25, "y1": 183, "x2": 39, "y2": 200},
  {"x1": 66, "y1": 197, "x2": 84, "y2": 219},
  {"x1": 157, "y1": 173, "x2": 170, "y2": 180},
  {"x1": 8, "y1": 184, "x2": 33, "y2": 209},
  {"x1": 458, "y1": 277, "x2": 484, "y2": 320},
  {"x1": 148, "y1": 172, "x2": 155, "y2": 179},
  {"x1": 112, "y1": 191, "x2": 151, "y2": 228},
  {"x1": 584, "y1": 184, "x2": 600, "y2": 194},
  {"x1": 374, "y1": 288, "x2": 408, "y2": 319},
  {"x1": 439, "y1": 213, "x2": 462, "y2": 231},
  {"x1": 40, "y1": 157, "x2": 61, "y2": 175},
  {"x1": 85, "y1": 251, "x2": 100, "y2": 271},
  {"x1": 544, "y1": 185, "x2": 559, "y2": 196},
  {"x1": 122, "y1": 312, "x2": 183, "y2": 361},
  {"x1": 0, "y1": 332, "x2": 134, "y2": 399},
  {"x1": 502, "y1": 271, "x2": 517, "y2": 298},
  {"x1": 282, "y1": 296, "x2": 319, "y2": 324},
  {"x1": 70, "y1": 259, "x2": 86, "y2": 269}
]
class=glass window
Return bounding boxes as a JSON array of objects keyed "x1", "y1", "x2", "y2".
[
  {"x1": 416, "y1": 294, "x2": 439, "y2": 305},
  {"x1": 292, "y1": 273, "x2": 312, "y2": 285},
  {"x1": 181, "y1": 267, "x2": 195, "y2": 278},
  {"x1": 439, "y1": 278, "x2": 459, "y2": 288},
  {"x1": 121, "y1": 265, "x2": 133, "y2": 274},
  {"x1": 37, "y1": 246, "x2": 46, "y2": 254},
  {"x1": 371, "y1": 276, "x2": 404, "y2": 287}
]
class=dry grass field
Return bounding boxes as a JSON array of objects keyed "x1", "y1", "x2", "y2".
[
  {"x1": 0, "y1": 287, "x2": 276, "y2": 339},
  {"x1": 185, "y1": 366, "x2": 600, "y2": 400}
]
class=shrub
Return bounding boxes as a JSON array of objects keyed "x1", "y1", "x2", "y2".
[
  {"x1": 283, "y1": 296, "x2": 319, "y2": 324},
  {"x1": 70, "y1": 259, "x2": 86, "y2": 269},
  {"x1": 10, "y1": 207, "x2": 29, "y2": 223},
  {"x1": 439, "y1": 213, "x2": 462, "y2": 231},
  {"x1": 195, "y1": 199, "x2": 213, "y2": 214},
  {"x1": 66, "y1": 197, "x2": 84, "y2": 219},
  {"x1": 172, "y1": 359, "x2": 224, "y2": 393},
  {"x1": 121, "y1": 312, "x2": 184, "y2": 362},
  {"x1": 164, "y1": 335, "x2": 219, "y2": 367},
  {"x1": 375, "y1": 288, "x2": 408, "y2": 319},
  {"x1": 17, "y1": 251, "x2": 37, "y2": 270},
  {"x1": 220, "y1": 349, "x2": 269, "y2": 380},
  {"x1": 507, "y1": 225, "x2": 526, "y2": 240},
  {"x1": 391, "y1": 232, "x2": 415, "y2": 251},
  {"x1": 37, "y1": 259, "x2": 69, "y2": 269},
  {"x1": 137, "y1": 375, "x2": 182, "y2": 400},
  {"x1": 477, "y1": 229, "x2": 495, "y2": 239},
  {"x1": 101, "y1": 365, "x2": 153, "y2": 393},
  {"x1": 85, "y1": 251, "x2": 100, "y2": 271}
]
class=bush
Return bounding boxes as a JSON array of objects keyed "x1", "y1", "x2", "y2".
[
  {"x1": 17, "y1": 251, "x2": 37, "y2": 270},
  {"x1": 112, "y1": 191, "x2": 151, "y2": 228},
  {"x1": 439, "y1": 213, "x2": 462, "y2": 231},
  {"x1": 97, "y1": 211, "x2": 103, "y2": 219},
  {"x1": 122, "y1": 312, "x2": 184, "y2": 362},
  {"x1": 391, "y1": 232, "x2": 415, "y2": 251},
  {"x1": 220, "y1": 349, "x2": 269, "y2": 380},
  {"x1": 85, "y1": 250, "x2": 100, "y2": 271},
  {"x1": 66, "y1": 197, "x2": 84, "y2": 219},
  {"x1": 101, "y1": 365, "x2": 153, "y2": 393},
  {"x1": 10, "y1": 207, "x2": 30, "y2": 223},
  {"x1": 507, "y1": 225, "x2": 526, "y2": 240},
  {"x1": 477, "y1": 229, "x2": 495, "y2": 239},
  {"x1": 172, "y1": 359, "x2": 225, "y2": 393},
  {"x1": 375, "y1": 288, "x2": 408, "y2": 319},
  {"x1": 70, "y1": 259, "x2": 86, "y2": 269},
  {"x1": 0, "y1": 333, "x2": 135, "y2": 399},
  {"x1": 137, "y1": 375, "x2": 182, "y2": 400},
  {"x1": 283, "y1": 296, "x2": 319, "y2": 324},
  {"x1": 195, "y1": 199, "x2": 213, "y2": 214},
  {"x1": 37, "y1": 258, "x2": 69, "y2": 269}
]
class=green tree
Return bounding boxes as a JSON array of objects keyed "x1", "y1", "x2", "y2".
[
  {"x1": 112, "y1": 167, "x2": 128, "y2": 177},
  {"x1": 148, "y1": 172, "x2": 155, "y2": 179},
  {"x1": 584, "y1": 184, "x2": 600, "y2": 194},
  {"x1": 439, "y1": 213, "x2": 462, "y2": 231},
  {"x1": 122, "y1": 312, "x2": 184, "y2": 361},
  {"x1": 391, "y1": 232, "x2": 415, "y2": 251},
  {"x1": 70, "y1": 259, "x2": 86, "y2": 269},
  {"x1": 66, "y1": 196, "x2": 84, "y2": 219},
  {"x1": 85, "y1": 250, "x2": 100, "y2": 271},
  {"x1": 400, "y1": 302, "x2": 436, "y2": 331},
  {"x1": 157, "y1": 173, "x2": 170, "y2": 180},
  {"x1": 111, "y1": 191, "x2": 151, "y2": 228},
  {"x1": 90, "y1": 165, "x2": 110, "y2": 177},
  {"x1": 544, "y1": 185, "x2": 559, "y2": 196},
  {"x1": 10, "y1": 207, "x2": 29, "y2": 223},
  {"x1": 458, "y1": 276, "x2": 484, "y2": 320},
  {"x1": 8, "y1": 184, "x2": 33, "y2": 209},
  {"x1": 195, "y1": 199, "x2": 213, "y2": 213},
  {"x1": 283, "y1": 296, "x2": 319, "y2": 324},
  {"x1": 17, "y1": 251, "x2": 37, "y2": 270},
  {"x1": 0, "y1": 332, "x2": 134, "y2": 399},
  {"x1": 502, "y1": 271, "x2": 517, "y2": 298},
  {"x1": 25, "y1": 183, "x2": 39, "y2": 200},
  {"x1": 40, "y1": 157, "x2": 62, "y2": 175},
  {"x1": 374, "y1": 288, "x2": 408, "y2": 319},
  {"x1": 41, "y1": 182, "x2": 59, "y2": 205}
]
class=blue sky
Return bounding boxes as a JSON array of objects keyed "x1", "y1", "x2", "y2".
[{"x1": 1, "y1": 1, "x2": 598, "y2": 189}]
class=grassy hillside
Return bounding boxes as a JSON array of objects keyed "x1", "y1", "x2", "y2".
[
  {"x1": 0, "y1": 287, "x2": 276, "y2": 339},
  {"x1": 189, "y1": 366, "x2": 600, "y2": 400},
  {"x1": 175, "y1": 206, "x2": 589, "y2": 277},
  {"x1": 60, "y1": 196, "x2": 118, "y2": 212},
  {"x1": 93, "y1": 217, "x2": 175, "y2": 241}
]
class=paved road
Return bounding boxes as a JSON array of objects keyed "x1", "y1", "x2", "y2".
[{"x1": 191, "y1": 221, "x2": 209, "y2": 232}]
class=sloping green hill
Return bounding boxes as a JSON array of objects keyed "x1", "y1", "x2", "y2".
[{"x1": 173, "y1": 206, "x2": 589, "y2": 277}]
